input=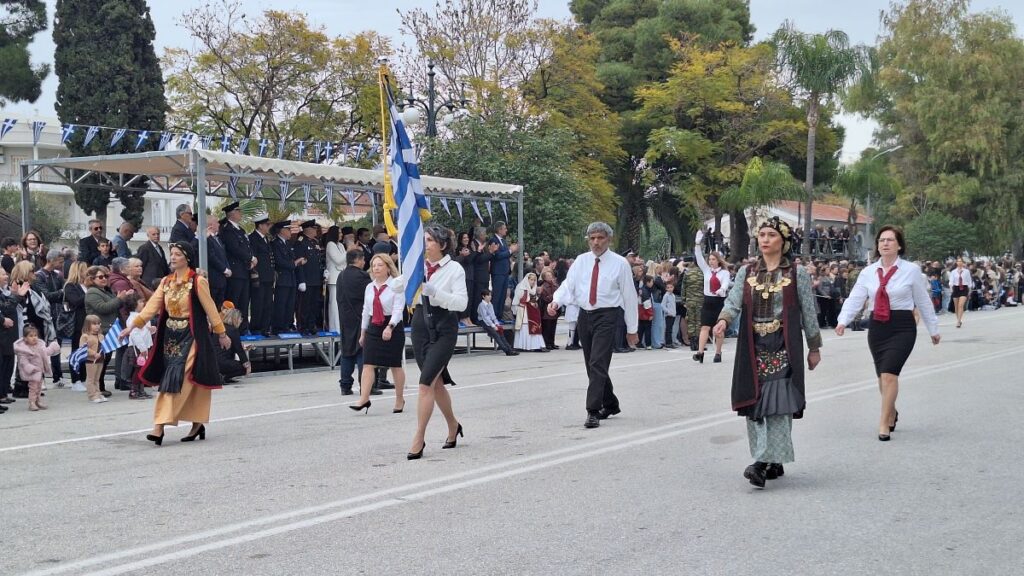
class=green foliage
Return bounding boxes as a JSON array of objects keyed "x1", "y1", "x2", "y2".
[
  {"x1": 722, "y1": 158, "x2": 803, "y2": 211},
  {"x1": 0, "y1": 185, "x2": 71, "y2": 244},
  {"x1": 53, "y1": 0, "x2": 167, "y2": 225},
  {"x1": 420, "y1": 108, "x2": 587, "y2": 254},
  {"x1": 904, "y1": 212, "x2": 976, "y2": 261},
  {"x1": 0, "y1": 0, "x2": 50, "y2": 105}
]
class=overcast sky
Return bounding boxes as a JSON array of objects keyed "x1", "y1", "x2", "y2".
[{"x1": 4, "y1": 0, "x2": 1022, "y2": 162}]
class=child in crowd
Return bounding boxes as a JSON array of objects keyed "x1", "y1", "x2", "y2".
[
  {"x1": 93, "y1": 239, "x2": 113, "y2": 267},
  {"x1": 14, "y1": 324, "x2": 61, "y2": 411},
  {"x1": 0, "y1": 266, "x2": 17, "y2": 410},
  {"x1": 80, "y1": 315, "x2": 107, "y2": 403},
  {"x1": 662, "y1": 281, "x2": 677, "y2": 349},
  {"x1": 928, "y1": 272, "x2": 943, "y2": 313},
  {"x1": 124, "y1": 296, "x2": 153, "y2": 400},
  {"x1": 638, "y1": 276, "x2": 654, "y2": 350},
  {"x1": 476, "y1": 289, "x2": 518, "y2": 356}
]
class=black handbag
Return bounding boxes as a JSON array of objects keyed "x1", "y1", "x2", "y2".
[{"x1": 55, "y1": 294, "x2": 75, "y2": 340}]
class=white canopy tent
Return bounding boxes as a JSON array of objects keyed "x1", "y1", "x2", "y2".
[{"x1": 18, "y1": 148, "x2": 525, "y2": 274}]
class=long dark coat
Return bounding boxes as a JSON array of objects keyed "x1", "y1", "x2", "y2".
[{"x1": 337, "y1": 266, "x2": 370, "y2": 357}]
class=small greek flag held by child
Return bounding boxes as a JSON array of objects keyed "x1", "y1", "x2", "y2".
[
  {"x1": 101, "y1": 319, "x2": 128, "y2": 354},
  {"x1": 69, "y1": 345, "x2": 89, "y2": 372}
]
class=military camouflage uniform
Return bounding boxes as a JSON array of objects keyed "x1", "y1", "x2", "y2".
[{"x1": 683, "y1": 264, "x2": 705, "y2": 343}]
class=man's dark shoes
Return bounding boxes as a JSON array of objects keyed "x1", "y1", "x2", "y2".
[
  {"x1": 565, "y1": 345, "x2": 581, "y2": 350},
  {"x1": 613, "y1": 348, "x2": 628, "y2": 353},
  {"x1": 505, "y1": 350, "x2": 520, "y2": 356},
  {"x1": 584, "y1": 414, "x2": 600, "y2": 428},
  {"x1": 597, "y1": 407, "x2": 621, "y2": 420},
  {"x1": 340, "y1": 387, "x2": 354, "y2": 396},
  {"x1": 765, "y1": 463, "x2": 785, "y2": 480},
  {"x1": 376, "y1": 381, "x2": 395, "y2": 390},
  {"x1": 744, "y1": 462, "x2": 767, "y2": 488}
]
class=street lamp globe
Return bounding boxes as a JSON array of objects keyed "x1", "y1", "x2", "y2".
[
  {"x1": 402, "y1": 107, "x2": 422, "y2": 126},
  {"x1": 441, "y1": 113, "x2": 456, "y2": 127}
]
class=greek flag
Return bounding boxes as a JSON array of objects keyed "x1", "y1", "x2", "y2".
[
  {"x1": 61, "y1": 124, "x2": 76, "y2": 144},
  {"x1": 84, "y1": 125, "x2": 101, "y2": 147},
  {"x1": 296, "y1": 140, "x2": 306, "y2": 161},
  {"x1": 68, "y1": 344, "x2": 89, "y2": 372},
  {"x1": 471, "y1": 199, "x2": 483, "y2": 221},
  {"x1": 101, "y1": 318, "x2": 127, "y2": 354},
  {"x1": 158, "y1": 132, "x2": 174, "y2": 150},
  {"x1": 200, "y1": 135, "x2": 213, "y2": 149},
  {"x1": 383, "y1": 75, "x2": 430, "y2": 306},
  {"x1": 258, "y1": 138, "x2": 269, "y2": 157},
  {"x1": 134, "y1": 130, "x2": 150, "y2": 151},
  {"x1": 277, "y1": 139, "x2": 285, "y2": 159},
  {"x1": 302, "y1": 182, "x2": 311, "y2": 207},
  {"x1": 279, "y1": 179, "x2": 289, "y2": 210},
  {"x1": 228, "y1": 174, "x2": 240, "y2": 199},
  {"x1": 501, "y1": 201, "x2": 508, "y2": 221},
  {"x1": 110, "y1": 128, "x2": 127, "y2": 149},
  {"x1": 324, "y1": 141, "x2": 334, "y2": 162},
  {"x1": 31, "y1": 121, "x2": 46, "y2": 146},
  {"x1": 324, "y1": 183, "x2": 334, "y2": 213},
  {"x1": 313, "y1": 141, "x2": 322, "y2": 163},
  {"x1": 220, "y1": 134, "x2": 232, "y2": 152},
  {"x1": 239, "y1": 137, "x2": 250, "y2": 155},
  {"x1": 0, "y1": 118, "x2": 15, "y2": 140},
  {"x1": 179, "y1": 133, "x2": 194, "y2": 149},
  {"x1": 251, "y1": 176, "x2": 263, "y2": 199}
]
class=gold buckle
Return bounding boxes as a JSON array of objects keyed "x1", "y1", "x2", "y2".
[
  {"x1": 166, "y1": 319, "x2": 188, "y2": 330},
  {"x1": 752, "y1": 320, "x2": 781, "y2": 336}
]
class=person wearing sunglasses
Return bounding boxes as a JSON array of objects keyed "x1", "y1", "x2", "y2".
[
  {"x1": 78, "y1": 219, "x2": 108, "y2": 266},
  {"x1": 85, "y1": 266, "x2": 135, "y2": 397}
]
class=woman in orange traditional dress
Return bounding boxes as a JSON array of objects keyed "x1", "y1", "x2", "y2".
[{"x1": 121, "y1": 242, "x2": 230, "y2": 445}]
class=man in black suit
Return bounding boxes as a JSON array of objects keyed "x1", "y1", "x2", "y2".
[
  {"x1": 293, "y1": 220, "x2": 324, "y2": 335},
  {"x1": 247, "y1": 214, "x2": 276, "y2": 336},
  {"x1": 218, "y1": 202, "x2": 255, "y2": 332},
  {"x1": 78, "y1": 219, "x2": 107, "y2": 265},
  {"x1": 137, "y1": 226, "x2": 170, "y2": 289},
  {"x1": 169, "y1": 204, "x2": 196, "y2": 244},
  {"x1": 337, "y1": 249, "x2": 370, "y2": 395},
  {"x1": 356, "y1": 227, "x2": 373, "y2": 270},
  {"x1": 489, "y1": 221, "x2": 517, "y2": 320},
  {"x1": 194, "y1": 215, "x2": 229, "y2": 309},
  {"x1": 271, "y1": 221, "x2": 301, "y2": 333},
  {"x1": 470, "y1": 226, "x2": 493, "y2": 324}
]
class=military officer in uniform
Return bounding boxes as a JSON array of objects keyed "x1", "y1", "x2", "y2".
[
  {"x1": 683, "y1": 256, "x2": 705, "y2": 351},
  {"x1": 248, "y1": 214, "x2": 276, "y2": 336},
  {"x1": 219, "y1": 202, "x2": 256, "y2": 332},
  {"x1": 271, "y1": 221, "x2": 302, "y2": 334},
  {"x1": 294, "y1": 220, "x2": 324, "y2": 335}
]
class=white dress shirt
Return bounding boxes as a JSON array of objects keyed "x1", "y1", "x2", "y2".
[
  {"x1": 837, "y1": 257, "x2": 940, "y2": 336},
  {"x1": 361, "y1": 277, "x2": 406, "y2": 329},
  {"x1": 949, "y1": 268, "x2": 972, "y2": 290},
  {"x1": 552, "y1": 249, "x2": 639, "y2": 333},
  {"x1": 694, "y1": 248, "x2": 730, "y2": 297},
  {"x1": 419, "y1": 255, "x2": 469, "y2": 312},
  {"x1": 326, "y1": 241, "x2": 346, "y2": 285}
]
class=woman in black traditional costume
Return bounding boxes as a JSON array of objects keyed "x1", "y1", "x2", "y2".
[
  {"x1": 714, "y1": 218, "x2": 823, "y2": 489},
  {"x1": 122, "y1": 242, "x2": 230, "y2": 445}
]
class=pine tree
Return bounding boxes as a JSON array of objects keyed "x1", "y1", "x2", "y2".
[
  {"x1": 0, "y1": 0, "x2": 50, "y2": 105},
  {"x1": 53, "y1": 0, "x2": 167, "y2": 229}
]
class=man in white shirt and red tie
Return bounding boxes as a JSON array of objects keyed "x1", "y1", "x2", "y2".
[{"x1": 549, "y1": 222, "x2": 639, "y2": 429}]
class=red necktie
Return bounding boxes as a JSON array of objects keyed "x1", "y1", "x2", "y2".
[
  {"x1": 589, "y1": 257, "x2": 600, "y2": 306},
  {"x1": 710, "y1": 270, "x2": 721, "y2": 294},
  {"x1": 874, "y1": 265, "x2": 899, "y2": 322},
  {"x1": 958, "y1": 271, "x2": 964, "y2": 288},
  {"x1": 426, "y1": 261, "x2": 440, "y2": 280},
  {"x1": 372, "y1": 284, "x2": 387, "y2": 326}
]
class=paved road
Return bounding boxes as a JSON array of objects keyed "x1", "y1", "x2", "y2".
[{"x1": 2, "y1": 308, "x2": 1022, "y2": 576}]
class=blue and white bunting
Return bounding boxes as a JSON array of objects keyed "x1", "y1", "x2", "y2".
[
  {"x1": 279, "y1": 179, "x2": 289, "y2": 210},
  {"x1": 302, "y1": 182, "x2": 311, "y2": 207},
  {"x1": 61, "y1": 124, "x2": 76, "y2": 144},
  {"x1": 313, "y1": 141, "x2": 322, "y2": 163},
  {"x1": 354, "y1": 143, "x2": 364, "y2": 162},
  {"x1": 178, "y1": 133, "x2": 194, "y2": 149},
  {"x1": 100, "y1": 318, "x2": 127, "y2": 354},
  {"x1": 440, "y1": 197, "x2": 451, "y2": 216},
  {"x1": 344, "y1": 189, "x2": 357, "y2": 216},
  {"x1": 455, "y1": 198, "x2": 464, "y2": 218},
  {"x1": 324, "y1": 141, "x2": 334, "y2": 163},
  {"x1": 109, "y1": 128, "x2": 127, "y2": 149},
  {"x1": 84, "y1": 125, "x2": 100, "y2": 147},
  {"x1": 366, "y1": 142, "x2": 380, "y2": 159},
  {"x1": 324, "y1": 183, "x2": 334, "y2": 213},
  {"x1": 501, "y1": 201, "x2": 508, "y2": 221},
  {"x1": 296, "y1": 140, "x2": 306, "y2": 161},
  {"x1": 238, "y1": 137, "x2": 250, "y2": 155},
  {"x1": 471, "y1": 199, "x2": 483, "y2": 222},
  {"x1": 200, "y1": 135, "x2": 213, "y2": 149},
  {"x1": 251, "y1": 176, "x2": 263, "y2": 199},
  {"x1": 68, "y1": 344, "x2": 89, "y2": 372},
  {"x1": 485, "y1": 200, "x2": 493, "y2": 221},
  {"x1": 228, "y1": 174, "x2": 240, "y2": 200},
  {"x1": 0, "y1": 118, "x2": 16, "y2": 141},
  {"x1": 277, "y1": 139, "x2": 285, "y2": 159},
  {"x1": 340, "y1": 143, "x2": 350, "y2": 163},
  {"x1": 220, "y1": 134, "x2": 232, "y2": 152},
  {"x1": 158, "y1": 132, "x2": 173, "y2": 151},
  {"x1": 258, "y1": 138, "x2": 269, "y2": 157},
  {"x1": 31, "y1": 121, "x2": 46, "y2": 146},
  {"x1": 134, "y1": 130, "x2": 150, "y2": 151}
]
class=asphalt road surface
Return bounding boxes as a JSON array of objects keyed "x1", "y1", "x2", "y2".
[{"x1": 2, "y1": 308, "x2": 1022, "y2": 576}]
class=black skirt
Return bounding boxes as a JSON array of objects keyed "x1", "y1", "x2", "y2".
[
  {"x1": 867, "y1": 310, "x2": 917, "y2": 376},
  {"x1": 700, "y1": 296, "x2": 726, "y2": 327},
  {"x1": 952, "y1": 286, "x2": 969, "y2": 299},
  {"x1": 363, "y1": 321, "x2": 405, "y2": 368},
  {"x1": 411, "y1": 305, "x2": 459, "y2": 386}
]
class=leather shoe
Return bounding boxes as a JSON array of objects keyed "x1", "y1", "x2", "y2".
[
  {"x1": 613, "y1": 348, "x2": 629, "y2": 353},
  {"x1": 339, "y1": 388, "x2": 354, "y2": 396},
  {"x1": 565, "y1": 345, "x2": 582, "y2": 350},
  {"x1": 375, "y1": 381, "x2": 395, "y2": 390},
  {"x1": 505, "y1": 350, "x2": 520, "y2": 356},
  {"x1": 597, "y1": 407, "x2": 621, "y2": 420},
  {"x1": 765, "y1": 463, "x2": 785, "y2": 480},
  {"x1": 369, "y1": 388, "x2": 383, "y2": 396},
  {"x1": 744, "y1": 463, "x2": 767, "y2": 488},
  {"x1": 584, "y1": 414, "x2": 600, "y2": 428}
]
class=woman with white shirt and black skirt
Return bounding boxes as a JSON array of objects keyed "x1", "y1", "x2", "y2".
[
  {"x1": 836, "y1": 225, "x2": 940, "y2": 441},
  {"x1": 948, "y1": 257, "x2": 971, "y2": 328},
  {"x1": 351, "y1": 254, "x2": 406, "y2": 415},
  {"x1": 408, "y1": 225, "x2": 468, "y2": 460},
  {"x1": 693, "y1": 229, "x2": 731, "y2": 363}
]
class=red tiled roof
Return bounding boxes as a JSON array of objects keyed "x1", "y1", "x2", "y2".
[{"x1": 773, "y1": 200, "x2": 873, "y2": 225}]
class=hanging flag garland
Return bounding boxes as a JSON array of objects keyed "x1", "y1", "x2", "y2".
[
  {"x1": 324, "y1": 183, "x2": 334, "y2": 213},
  {"x1": 500, "y1": 201, "x2": 509, "y2": 221},
  {"x1": 61, "y1": 124, "x2": 76, "y2": 144},
  {"x1": 251, "y1": 176, "x2": 263, "y2": 199},
  {"x1": 0, "y1": 118, "x2": 16, "y2": 141},
  {"x1": 440, "y1": 197, "x2": 451, "y2": 216},
  {"x1": 455, "y1": 198, "x2": 464, "y2": 219},
  {"x1": 109, "y1": 128, "x2": 127, "y2": 149},
  {"x1": 470, "y1": 199, "x2": 483, "y2": 222}
]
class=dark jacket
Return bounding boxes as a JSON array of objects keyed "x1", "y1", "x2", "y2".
[
  {"x1": 32, "y1": 267, "x2": 65, "y2": 320},
  {"x1": 137, "y1": 241, "x2": 170, "y2": 289},
  {"x1": 0, "y1": 289, "x2": 18, "y2": 354},
  {"x1": 215, "y1": 325, "x2": 249, "y2": 365},
  {"x1": 78, "y1": 235, "x2": 104, "y2": 266},
  {"x1": 169, "y1": 220, "x2": 195, "y2": 245},
  {"x1": 272, "y1": 237, "x2": 297, "y2": 287},
  {"x1": 490, "y1": 235, "x2": 511, "y2": 277},
  {"x1": 294, "y1": 236, "x2": 324, "y2": 286},
  {"x1": 219, "y1": 221, "x2": 253, "y2": 278},
  {"x1": 337, "y1": 266, "x2": 370, "y2": 357},
  {"x1": 455, "y1": 246, "x2": 476, "y2": 286},
  {"x1": 249, "y1": 231, "x2": 275, "y2": 285},
  {"x1": 199, "y1": 235, "x2": 229, "y2": 292},
  {"x1": 472, "y1": 240, "x2": 492, "y2": 285},
  {"x1": 64, "y1": 282, "x2": 87, "y2": 343}
]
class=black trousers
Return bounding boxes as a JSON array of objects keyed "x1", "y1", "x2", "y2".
[
  {"x1": 481, "y1": 324, "x2": 514, "y2": 354},
  {"x1": 0, "y1": 353, "x2": 13, "y2": 397},
  {"x1": 50, "y1": 353, "x2": 62, "y2": 383},
  {"x1": 226, "y1": 277, "x2": 250, "y2": 331},
  {"x1": 249, "y1": 282, "x2": 274, "y2": 333},
  {"x1": 664, "y1": 316, "x2": 676, "y2": 346},
  {"x1": 210, "y1": 285, "x2": 226, "y2": 310},
  {"x1": 300, "y1": 285, "x2": 323, "y2": 333},
  {"x1": 577, "y1": 307, "x2": 619, "y2": 414},
  {"x1": 541, "y1": 318, "x2": 557, "y2": 349},
  {"x1": 470, "y1": 281, "x2": 489, "y2": 323},
  {"x1": 219, "y1": 359, "x2": 246, "y2": 380},
  {"x1": 273, "y1": 285, "x2": 296, "y2": 332}
]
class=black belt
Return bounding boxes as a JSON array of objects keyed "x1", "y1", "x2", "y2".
[{"x1": 579, "y1": 307, "x2": 618, "y2": 314}]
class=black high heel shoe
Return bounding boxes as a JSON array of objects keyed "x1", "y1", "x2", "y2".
[
  {"x1": 693, "y1": 353, "x2": 704, "y2": 363},
  {"x1": 443, "y1": 423, "x2": 464, "y2": 449},
  {"x1": 145, "y1": 433, "x2": 163, "y2": 446},
  {"x1": 889, "y1": 410, "x2": 899, "y2": 432},
  {"x1": 349, "y1": 400, "x2": 371, "y2": 413},
  {"x1": 878, "y1": 433, "x2": 891, "y2": 441},
  {"x1": 407, "y1": 442, "x2": 426, "y2": 460},
  {"x1": 181, "y1": 425, "x2": 206, "y2": 442}
]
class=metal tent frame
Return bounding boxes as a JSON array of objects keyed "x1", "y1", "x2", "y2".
[{"x1": 19, "y1": 148, "x2": 526, "y2": 277}]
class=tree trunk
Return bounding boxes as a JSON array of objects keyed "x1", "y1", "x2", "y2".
[
  {"x1": 730, "y1": 209, "x2": 750, "y2": 260},
  {"x1": 804, "y1": 96, "x2": 820, "y2": 248}
]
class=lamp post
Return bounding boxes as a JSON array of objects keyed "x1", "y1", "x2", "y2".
[
  {"x1": 865, "y1": 144, "x2": 903, "y2": 256},
  {"x1": 399, "y1": 62, "x2": 470, "y2": 138}
]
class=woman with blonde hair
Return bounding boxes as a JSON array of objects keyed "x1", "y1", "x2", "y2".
[
  {"x1": 350, "y1": 254, "x2": 407, "y2": 413},
  {"x1": 64, "y1": 261, "x2": 91, "y2": 388},
  {"x1": 693, "y1": 231, "x2": 731, "y2": 363}
]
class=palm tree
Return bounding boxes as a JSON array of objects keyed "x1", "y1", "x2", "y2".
[
  {"x1": 772, "y1": 22, "x2": 864, "y2": 233},
  {"x1": 720, "y1": 157, "x2": 803, "y2": 258}
]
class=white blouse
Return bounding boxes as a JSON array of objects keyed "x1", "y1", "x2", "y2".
[
  {"x1": 837, "y1": 258, "x2": 940, "y2": 336},
  {"x1": 326, "y1": 241, "x2": 346, "y2": 285},
  {"x1": 948, "y1": 268, "x2": 972, "y2": 290},
  {"x1": 419, "y1": 255, "x2": 468, "y2": 312},
  {"x1": 361, "y1": 277, "x2": 405, "y2": 329},
  {"x1": 694, "y1": 248, "x2": 731, "y2": 297}
]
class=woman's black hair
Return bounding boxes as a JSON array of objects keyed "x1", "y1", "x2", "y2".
[
  {"x1": 873, "y1": 225, "x2": 906, "y2": 258},
  {"x1": 424, "y1": 224, "x2": 453, "y2": 257},
  {"x1": 169, "y1": 241, "x2": 197, "y2": 269}
]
